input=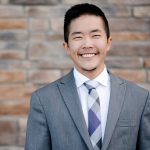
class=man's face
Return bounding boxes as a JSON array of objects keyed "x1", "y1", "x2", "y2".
[{"x1": 63, "y1": 14, "x2": 112, "y2": 79}]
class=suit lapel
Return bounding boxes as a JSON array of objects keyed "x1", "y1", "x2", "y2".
[
  {"x1": 102, "y1": 73, "x2": 126, "y2": 150},
  {"x1": 58, "y1": 70, "x2": 93, "y2": 150}
]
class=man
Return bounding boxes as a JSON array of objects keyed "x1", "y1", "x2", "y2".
[{"x1": 25, "y1": 3, "x2": 150, "y2": 150}]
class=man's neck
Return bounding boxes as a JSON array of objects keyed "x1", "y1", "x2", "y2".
[{"x1": 74, "y1": 65, "x2": 105, "y2": 80}]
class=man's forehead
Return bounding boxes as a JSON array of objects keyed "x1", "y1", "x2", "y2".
[{"x1": 70, "y1": 29, "x2": 103, "y2": 36}]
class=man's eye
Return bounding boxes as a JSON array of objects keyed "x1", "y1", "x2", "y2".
[
  {"x1": 73, "y1": 36, "x2": 82, "y2": 40},
  {"x1": 93, "y1": 35, "x2": 101, "y2": 38}
]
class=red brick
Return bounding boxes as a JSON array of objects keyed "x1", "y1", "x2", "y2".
[
  {"x1": 11, "y1": 0, "x2": 60, "y2": 5},
  {"x1": 18, "y1": 130, "x2": 26, "y2": 146},
  {"x1": 106, "y1": 57, "x2": 143, "y2": 68},
  {"x1": 0, "y1": 41, "x2": 28, "y2": 50},
  {"x1": 62, "y1": 0, "x2": 87, "y2": 4},
  {"x1": 47, "y1": 0, "x2": 60, "y2": 4},
  {"x1": 0, "y1": 6, "x2": 25, "y2": 17},
  {"x1": 31, "y1": 57, "x2": 73, "y2": 69},
  {"x1": 0, "y1": 19, "x2": 27, "y2": 29},
  {"x1": 0, "y1": 31, "x2": 28, "y2": 41},
  {"x1": 0, "y1": 147, "x2": 24, "y2": 150},
  {"x1": 0, "y1": 0, "x2": 9, "y2": 4},
  {"x1": 148, "y1": 71, "x2": 150, "y2": 82},
  {"x1": 109, "y1": 18, "x2": 149, "y2": 31},
  {"x1": 48, "y1": 5, "x2": 69, "y2": 17},
  {"x1": 108, "y1": 0, "x2": 150, "y2": 5},
  {"x1": 30, "y1": 33, "x2": 46, "y2": 42},
  {"x1": 111, "y1": 32, "x2": 150, "y2": 41},
  {"x1": 101, "y1": 5, "x2": 131, "y2": 17},
  {"x1": 25, "y1": 6, "x2": 50, "y2": 17},
  {"x1": 18, "y1": 118, "x2": 27, "y2": 146},
  {"x1": 0, "y1": 84, "x2": 36, "y2": 101},
  {"x1": 144, "y1": 57, "x2": 150, "y2": 68},
  {"x1": 18, "y1": 118, "x2": 27, "y2": 135},
  {"x1": 28, "y1": 42, "x2": 65, "y2": 60},
  {"x1": 63, "y1": 0, "x2": 107, "y2": 5},
  {"x1": 11, "y1": 0, "x2": 46, "y2": 4},
  {"x1": 0, "y1": 120, "x2": 17, "y2": 145},
  {"x1": 0, "y1": 60, "x2": 31, "y2": 70},
  {"x1": 50, "y1": 17, "x2": 64, "y2": 34},
  {"x1": 28, "y1": 70, "x2": 61, "y2": 84},
  {"x1": 24, "y1": 84, "x2": 37, "y2": 102},
  {"x1": 134, "y1": 6, "x2": 150, "y2": 17},
  {"x1": 0, "y1": 70, "x2": 26, "y2": 83},
  {"x1": 0, "y1": 50, "x2": 25, "y2": 60},
  {"x1": 0, "y1": 100, "x2": 29, "y2": 116},
  {"x1": 28, "y1": 42, "x2": 50, "y2": 60},
  {"x1": 30, "y1": 19, "x2": 49, "y2": 31},
  {"x1": 109, "y1": 42, "x2": 150, "y2": 56},
  {"x1": 111, "y1": 69, "x2": 146, "y2": 83},
  {"x1": 47, "y1": 33, "x2": 63, "y2": 41},
  {"x1": 0, "y1": 85, "x2": 26, "y2": 101}
]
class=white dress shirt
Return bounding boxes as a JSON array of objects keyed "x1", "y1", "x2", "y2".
[{"x1": 73, "y1": 66, "x2": 111, "y2": 140}]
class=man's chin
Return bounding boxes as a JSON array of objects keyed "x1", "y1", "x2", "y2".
[{"x1": 82, "y1": 67, "x2": 97, "y2": 72}]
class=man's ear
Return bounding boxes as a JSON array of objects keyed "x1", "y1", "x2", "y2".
[
  {"x1": 63, "y1": 42, "x2": 70, "y2": 54},
  {"x1": 107, "y1": 36, "x2": 112, "y2": 52}
]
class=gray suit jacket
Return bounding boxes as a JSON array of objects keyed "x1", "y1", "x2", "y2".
[{"x1": 25, "y1": 70, "x2": 150, "y2": 150}]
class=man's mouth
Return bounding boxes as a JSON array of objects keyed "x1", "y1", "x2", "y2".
[{"x1": 79, "y1": 53, "x2": 98, "y2": 58}]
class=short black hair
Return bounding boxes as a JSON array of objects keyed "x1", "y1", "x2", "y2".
[{"x1": 64, "y1": 3, "x2": 110, "y2": 43}]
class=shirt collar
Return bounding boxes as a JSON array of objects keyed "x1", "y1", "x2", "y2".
[{"x1": 73, "y1": 66, "x2": 109, "y2": 88}]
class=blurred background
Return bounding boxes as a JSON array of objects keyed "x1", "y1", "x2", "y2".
[{"x1": 0, "y1": 0, "x2": 150, "y2": 149}]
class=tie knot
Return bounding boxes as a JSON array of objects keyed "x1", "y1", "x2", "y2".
[{"x1": 84, "y1": 80, "x2": 99, "y2": 91}]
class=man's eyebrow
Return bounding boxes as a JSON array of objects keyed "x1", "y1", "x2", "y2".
[
  {"x1": 90, "y1": 29, "x2": 102, "y2": 33},
  {"x1": 71, "y1": 29, "x2": 102, "y2": 36},
  {"x1": 71, "y1": 31, "x2": 82, "y2": 36}
]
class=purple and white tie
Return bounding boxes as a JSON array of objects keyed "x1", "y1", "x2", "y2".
[{"x1": 84, "y1": 80, "x2": 102, "y2": 150}]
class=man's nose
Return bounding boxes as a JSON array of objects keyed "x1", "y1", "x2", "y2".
[{"x1": 82, "y1": 37, "x2": 93, "y2": 49}]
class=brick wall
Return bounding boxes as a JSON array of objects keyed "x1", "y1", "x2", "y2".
[{"x1": 0, "y1": 0, "x2": 150, "y2": 149}]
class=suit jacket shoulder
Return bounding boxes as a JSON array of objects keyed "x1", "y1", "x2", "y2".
[{"x1": 110, "y1": 72, "x2": 149, "y2": 94}]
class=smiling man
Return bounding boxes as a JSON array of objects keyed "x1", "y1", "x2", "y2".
[
  {"x1": 25, "y1": 3, "x2": 150, "y2": 150},
  {"x1": 63, "y1": 14, "x2": 112, "y2": 79}
]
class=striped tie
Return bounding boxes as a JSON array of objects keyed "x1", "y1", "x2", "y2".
[{"x1": 84, "y1": 80, "x2": 102, "y2": 150}]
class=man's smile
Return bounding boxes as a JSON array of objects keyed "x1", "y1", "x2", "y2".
[
  {"x1": 79, "y1": 52, "x2": 99, "y2": 58},
  {"x1": 81, "y1": 53, "x2": 95, "y2": 57}
]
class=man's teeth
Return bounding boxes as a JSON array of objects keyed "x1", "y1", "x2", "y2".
[{"x1": 82, "y1": 53, "x2": 95, "y2": 57}]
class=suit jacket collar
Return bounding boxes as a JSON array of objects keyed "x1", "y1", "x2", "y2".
[
  {"x1": 102, "y1": 72, "x2": 126, "y2": 150},
  {"x1": 58, "y1": 70, "x2": 94, "y2": 150},
  {"x1": 58, "y1": 70, "x2": 126, "y2": 150}
]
